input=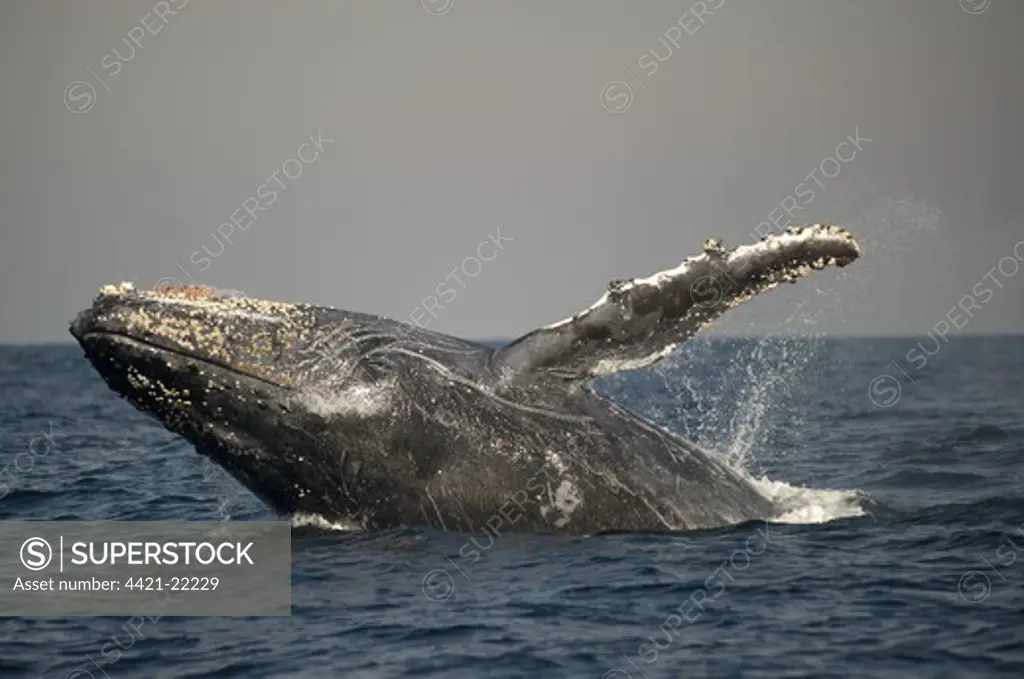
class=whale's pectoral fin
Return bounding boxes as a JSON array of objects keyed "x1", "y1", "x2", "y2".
[{"x1": 494, "y1": 224, "x2": 860, "y2": 381}]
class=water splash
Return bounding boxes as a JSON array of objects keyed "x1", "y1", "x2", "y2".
[
  {"x1": 669, "y1": 197, "x2": 943, "y2": 523},
  {"x1": 735, "y1": 337, "x2": 833, "y2": 465},
  {"x1": 752, "y1": 475, "x2": 867, "y2": 523},
  {"x1": 290, "y1": 512, "x2": 363, "y2": 531},
  {"x1": 201, "y1": 455, "x2": 241, "y2": 522}
]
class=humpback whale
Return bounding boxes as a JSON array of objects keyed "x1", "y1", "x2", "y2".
[{"x1": 70, "y1": 225, "x2": 859, "y2": 533}]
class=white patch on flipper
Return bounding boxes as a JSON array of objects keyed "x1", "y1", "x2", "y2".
[
  {"x1": 735, "y1": 223, "x2": 858, "y2": 259},
  {"x1": 592, "y1": 342, "x2": 678, "y2": 376},
  {"x1": 541, "y1": 224, "x2": 858, "y2": 330},
  {"x1": 541, "y1": 246, "x2": 706, "y2": 330}
]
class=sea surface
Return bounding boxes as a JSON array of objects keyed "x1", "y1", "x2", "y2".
[{"x1": 0, "y1": 337, "x2": 1022, "y2": 678}]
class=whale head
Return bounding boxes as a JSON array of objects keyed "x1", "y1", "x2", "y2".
[{"x1": 69, "y1": 283, "x2": 405, "y2": 522}]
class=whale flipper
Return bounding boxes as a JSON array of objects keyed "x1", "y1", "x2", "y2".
[{"x1": 495, "y1": 224, "x2": 860, "y2": 381}]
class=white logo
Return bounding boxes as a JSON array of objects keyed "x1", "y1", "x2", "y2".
[
  {"x1": 422, "y1": 0, "x2": 454, "y2": 16},
  {"x1": 600, "y1": 81, "x2": 633, "y2": 114},
  {"x1": 868, "y1": 374, "x2": 902, "y2": 408},
  {"x1": 63, "y1": 81, "x2": 97, "y2": 113},
  {"x1": 960, "y1": 0, "x2": 991, "y2": 15},
  {"x1": 20, "y1": 537, "x2": 53, "y2": 571},
  {"x1": 421, "y1": 569, "x2": 455, "y2": 602}
]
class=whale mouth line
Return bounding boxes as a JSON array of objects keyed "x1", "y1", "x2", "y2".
[{"x1": 81, "y1": 331, "x2": 288, "y2": 389}]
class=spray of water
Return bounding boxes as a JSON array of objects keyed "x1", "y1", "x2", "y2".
[
  {"x1": 290, "y1": 512, "x2": 363, "y2": 531},
  {"x1": 200, "y1": 455, "x2": 242, "y2": 523},
  {"x1": 654, "y1": 197, "x2": 942, "y2": 525}
]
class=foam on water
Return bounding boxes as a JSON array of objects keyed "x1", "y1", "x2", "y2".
[
  {"x1": 696, "y1": 335, "x2": 871, "y2": 526},
  {"x1": 290, "y1": 512, "x2": 363, "y2": 531},
  {"x1": 717, "y1": 342, "x2": 874, "y2": 525},
  {"x1": 751, "y1": 475, "x2": 868, "y2": 524}
]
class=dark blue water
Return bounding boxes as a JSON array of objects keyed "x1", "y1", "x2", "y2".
[{"x1": 1, "y1": 337, "x2": 1022, "y2": 678}]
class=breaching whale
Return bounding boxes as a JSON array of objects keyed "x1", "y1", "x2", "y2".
[{"x1": 70, "y1": 225, "x2": 859, "y2": 533}]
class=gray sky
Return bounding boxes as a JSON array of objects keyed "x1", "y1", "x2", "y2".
[{"x1": 1, "y1": 0, "x2": 1021, "y2": 344}]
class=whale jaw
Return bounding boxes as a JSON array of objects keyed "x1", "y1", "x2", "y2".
[{"x1": 69, "y1": 284, "x2": 389, "y2": 523}]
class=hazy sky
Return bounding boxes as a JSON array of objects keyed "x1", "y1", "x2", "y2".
[{"x1": 1, "y1": 0, "x2": 1021, "y2": 344}]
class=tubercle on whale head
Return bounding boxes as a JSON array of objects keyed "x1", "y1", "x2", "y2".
[
  {"x1": 68, "y1": 282, "x2": 402, "y2": 520},
  {"x1": 71, "y1": 283, "x2": 311, "y2": 387},
  {"x1": 69, "y1": 283, "x2": 403, "y2": 389}
]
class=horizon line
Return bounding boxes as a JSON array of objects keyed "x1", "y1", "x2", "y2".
[{"x1": 4, "y1": 332, "x2": 1024, "y2": 349}]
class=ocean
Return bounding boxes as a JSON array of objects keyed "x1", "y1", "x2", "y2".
[{"x1": 0, "y1": 336, "x2": 1021, "y2": 678}]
